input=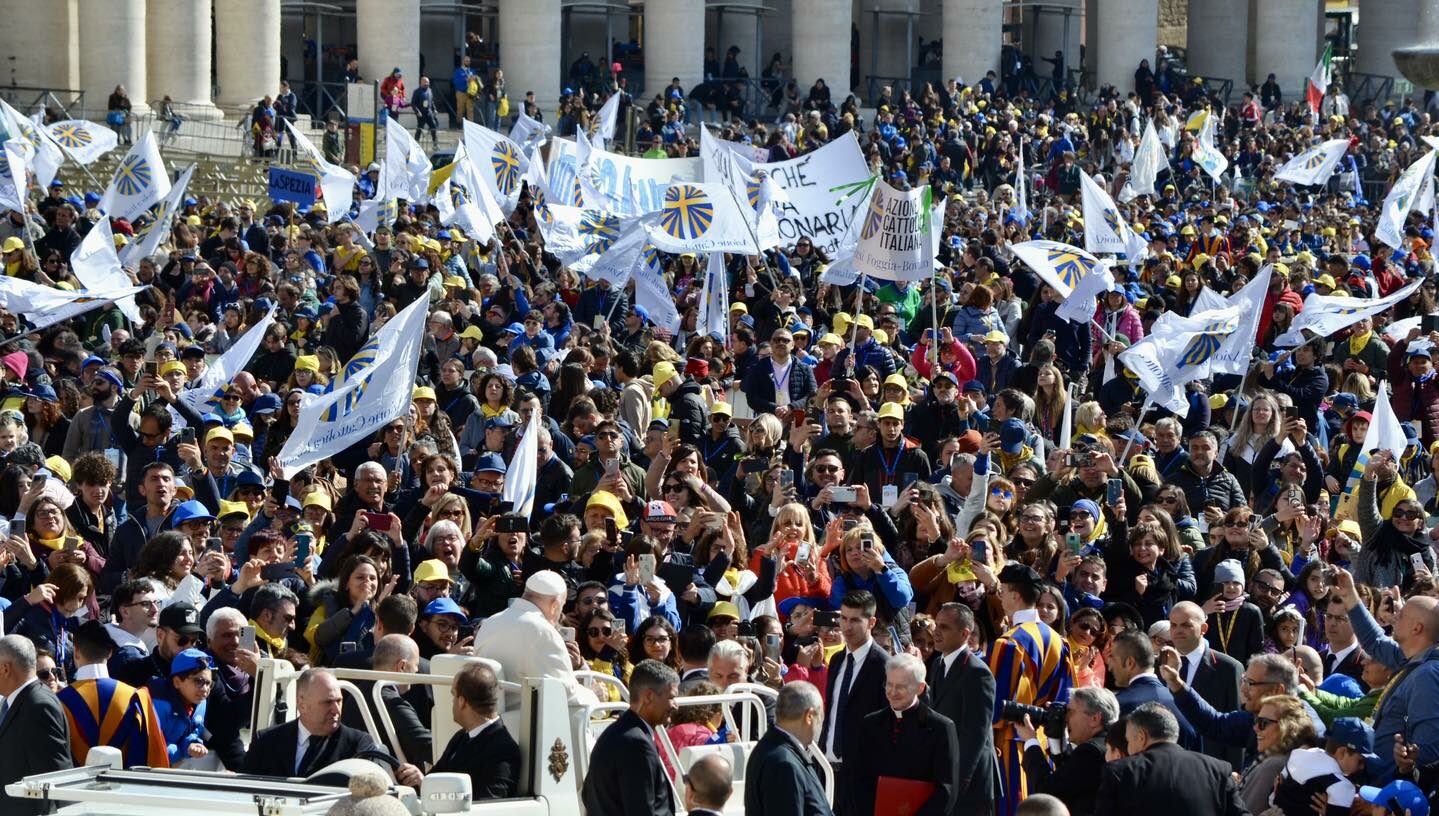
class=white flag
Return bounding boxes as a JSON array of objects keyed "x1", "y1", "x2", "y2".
[
  {"x1": 502, "y1": 403, "x2": 540, "y2": 518},
  {"x1": 462, "y1": 121, "x2": 529, "y2": 214},
  {"x1": 284, "y1": 120, "x2": 354, "y2": 224},
  {"x1": 435, "y1": 144, "x2": 505, "y2": 245},
  {"x1": 70, "y1": 218, "x2": 143, "y2": 326},
  {"x1": 180, "y1": 308, "x2": 279, "y2": 415},
  {"x1": 509, "y1": 108, "x2": 549, "y2": 154},
  {"x1": 850, "y1": 179, "x2": 935, "y2": 282},
  {"x1": 1335, "y1": 385, "x2": 1408, "y2": 520},
  {"x1": 1009, "y1": 240, "x2": 1107, "y2": 299},
  {"x1": 0, "y1": 100, "x2": 62, "y2": 189},
  {"x1": 634, "y1": 246, "x2": 681, "y2": 335},
  {"x1": 1055, "y1": 260, "x2": 1116, "y2": 324},
  {"x1": 277, "y1": 296, "x2": 429, "y2": 478},
  {"x1": 1013, "y1": 140, "x2": 1030, "y2": 221},
  {"x1": 1080, "y1": 171, "x2": 1137, "y2": 256},
  {"x1": 0, "y1": 275, "x2": 147, "y2": 336},
  {"x1": 121, "y1": 164, "x2": 195, "y2": 266},
  {"x1": 98, "y1": 131, "x2": 170, "y2": 221},
  {"x1": 0, "y1": 139, "x2": 29, "y2": 212},
  {"x1": 384, "y1": 119, "x2": 432, "y2": 202},
  {"x1": 1120, "y1": 120, "x2": 1169, "y2": 202},
  {"x1": 1274, "y1": 279, "x2": 1423, "y2": 347},
  {"x1": 577, "y1": 217, "x2": 647, "y2": 288},
  {"x1": 1119, "y1": 305, "x2": 1244, "y2": 417},
  {"x1": 46, "y1": 119, "x2": 118, "y2": 165},
  {"x1": 1274, "y1": 139, "x2": 1351, "y2": 186},
  {"x1": 642, "y1": 181, "x2": 758, "y2": 255},
  {"x1": 697, "y1": 252, "x2": 730, "y2": 342},
  {"x1": 593, "y1": 92, "x2": 620, "y2": 148},
  {"x1": 1208, "y1": 265, "x2": 1273, "y2": 376},
  {"x1": 1377, "y1": 149, "x2": 1438, "y2": 249},
  {"x1": 1193, "y1": 112, "x2": 1229, "y2": 181}
]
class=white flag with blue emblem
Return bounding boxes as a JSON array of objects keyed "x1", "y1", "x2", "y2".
[
  {"x1": 277, "y1": 295, "x2": 428, "y2": 478},
  {"x1": 576, "y1": 216, "x2": 648, "y2": 288},
  {"x1": 1274, "y1": 138, "x2": 1351, "y2": 186},
  {"x1": 70, "y1": 218, "x2": 144, "y2": 326},
  {"x1": 1377, "y1": 149, "x2": 1437, "y2": 249},
  {"x1": 98, "y1": 131, "x2": 170, "y2": 221},
  {"x1": 697, "y1": 252, "x2": 730, "y2": 342},
  {"x1": 284, "y1": 120, "x2": 354, "y2": 224},
  {"x1": 1193, "y1": 112, "x2": 1229, "y2": 182},
  {"x1": 384, "y1": 119, "x2": 432, "y2": 203},
  {"x1": 1208, "y1": 266, "x2": 1272, "y2": 376},
  {"x1": 435, "y1": 143, "x2": 505, "y2": 245},
  {"x1": 593, "y1": 92, "x2": 620, "y2": 149},
  {"x1": 1009, "y1": 240, "x2": 1106, "y2": 299},
  {"x1": 0, "y1": 138, "x2": 29, "y2": 212},
  {"x1": 0, "y1": 275, "x2": 147, "y2": 336},
  {"x1": 0, "y1": 99, "x2": 62, "y2": 189},
  {"x1": 641, "y1": 181, "x2": 758, "y2": 255},
  {"x1": 462, "y1": 121, "x2": 528, "y2": 214},
  {"x1": 180, "y1": 306, "x2": 279, "y2": 416},
  {"x1": 45, "y1": 119, "x2": 118, "y2": 165},
  {"x1": 1080, "y1": 171, "x2": 1136, "y2": 256},
  {"x1": 850, "y1": 179, "x2": 936, "y2": 282},
  {"x1": 121, "y1": 164, "x2": 195, "y2": 266},
  {"x1": 1335, "y1": 385, "x2": 1408, "y2": 520},
  {"x1": 634, "y1": 245, "x2": 682, "y2": 335},
  {"x1": 1119, "y1": 304, "x2": 1244, "y2": 417},
  {"x1": 1055, "y1": 260, "x2": 1116, "y2": 324},
  {"x1": 1274, "y1": 278, "x2": 1423, "y2": 347},
  {"x1": 509, "y1": 108, "x2": 549, "y2": 154},
  {"x1": 1120, "y1": 120, "x2": 1168, "y2": 202},
  {"x1": 501, "y1": 402, "x2": 541, "y2": 518}
]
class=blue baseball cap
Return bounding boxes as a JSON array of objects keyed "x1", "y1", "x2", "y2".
[
  {"x1": 962, "y1": 379, "x2": 986, "y2": 394},
  {"x1": 170, "y1": 648, "x2": 213, "y2": 676},
  {"x1": 632, "y1": 304, "x2": 650, "y2": 323},
  {"x1": 998, "y1": 418, "x2": 1027, "y2": 455},
  {"x1": 82, "y1": 355, "x2": 106, "y2": 369},
  {"x1": 84, "y1": 192, "x2": 101, "y2": 205},
  {"x1": 47, "y1": 179, "x2": 63, "y2": 189},
  {"x1": 251, "y1": 393, "x2": 283, "y2": 415},
  {"x1": 503, "y1": 322, "x2": 524, "y2": 335},
  {"x1": 473, "y1": 452, "x2": 506, "y2": 473},
  {"x1": 236, "y1": 470, "x2": 265, "y2": 488},
  {"x1": 424, "y1": 597, "x2": 468, "y2": 624},
  {"x1": 1359, "y1": 781, "x2": 1429, "y2": 816},
  {"x1": 484, "y1": 415, "x2": 515, "y2": 430},
  {"x1": 1329, "y1": 717, "x2": 1379, "y2": 764},
  {"x1": 201, "y1": 413, "x2": 225, "y2": 426},
  {"x1": 171, "y1": 500, "x2": 217, "y2": 526}
]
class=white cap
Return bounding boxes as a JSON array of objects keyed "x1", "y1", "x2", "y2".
[{"x1": 525, "y1": 570, "x2": 567, "y2": 598}]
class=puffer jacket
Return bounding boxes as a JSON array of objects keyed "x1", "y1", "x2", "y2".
[
  {"x1": 1170, "y1": 460, "x2": 1247, "y2": 513},
  {"x1": 666, "y1": 379, "x2": 709, "y2": 447}
]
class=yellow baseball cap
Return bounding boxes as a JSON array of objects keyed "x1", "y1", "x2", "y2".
[
  {"x1": 459, "y1": 325, "x2": 484, "y2": 341},
  {"x1": 818, "y1": 333, "x2": 843, "y2": 347},
  {"x1": 730, "y1": 303, "x2": 747, "y2": 314},
  {"x1": 872, "y1": 328, "x2": 889, "y2": 345},
  {"x1": 294, "y1": 355, "x2": 320, "y2": 372},
  {"x1": 160, "y1": 360, "x2": 188, "y2": 378},
  {"x1": 205, "y1": 427, "x2": 234, "y2": 446},
  {"x1": 231, "y1": 422, "x2": 254, "y2": 440},
  {"x1": 218, "y1": 500, "x2": 250, "y2": 521},
  {"x1": 413, "y1": 559, "x2": 453, "y2": 584},
  {"x1": 877, "y1": 402, "x2": 905, "y2": 422},
  {"x1": 652, "y1": 361, "x2": 678, "y2": 389},
  {"x1": 1, "y1": 237, "x2": 23, "y2": 253},
  {"x1": 44, "y1": 456, "x2": 71, "y2": 483},
  {"x1": 302, "y1": 490, "x2": 333, "y2": 512},
  {"x1": 883, "y1": 373, "x2": 909, "y2": 390},
  {"x1": 413, "y1": 386, "x2": 436, "y2": 401},
  {"x1": 709, "y1": 401, "x2": 733, "y2": 417},
  {"x1": 854, "y1": 314, "x2": 874, "y2": 330}
]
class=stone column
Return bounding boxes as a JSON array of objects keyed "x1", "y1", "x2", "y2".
[
  {"x1": 79, "y1": 0, "x2": 149, "y2": 115},
  {"x1": 646, "y1": 0, "x2": 705, "y2": 98},
  {"x1": 1095, "y1": 0, "x2": 1158, "y2": 94},
  {"x1": 501, "y1": 0, "x2": 561, "y2": 111},
  {"x1": 1355, "y1": 0, "x2": 1413, "y2": 80},
  {"x1": 0, "y1": 0, "x2": 79, "y2": 94},
  {"x1": 715, "y1": 0, "x2": 763, "y2": 80},
  {"x1": 215, "y1": 0, "x2": 280, "y2": 113},
  {"x1": 358, "y1": 0, "x2": 420, "y2": 105},
  {"x1": 792, "y1": 0, "x2": 852, "y2": 98},
  {"x1": 1186, "y1": 0, "x2": 1248, "y2": 84},
  {"x1": 147, "y1": 0, "x2": 219, "y2": 119},
  {"x1": 1253, "y1": 0, "x2": 1318, "y2": 96},
  {"x1": 1029, "y1": 0, "x2": 1081, "y2": 84},
  {"x1": 943, "y1": 0, "x2": 1001, "y2": 87},
  {"x1": 420, "y1": 0, "x2": 459, "y2": 87},
  {"x1": 859, "y1": 0, "x2": 916, "y2": 102}
]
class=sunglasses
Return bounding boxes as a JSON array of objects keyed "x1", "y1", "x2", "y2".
[
  {"x1": 664, "y1": 483, "x2": 684, "y2": 492},
  {"x1": 1253, "y1": 716, "x2": 1277, "y2": 730},
  {"x1": 1073, "y1": 622, "x2": 1101, "y2": 636},
  {"x1": 813, "y1": 465, "x2": 840, "y2": 474},
  {"x1": 1011, "y1": 477, "x2": 1035, "y2": 487},
  {"x1": 588, "y1": 627, "x2": 613, "y2": 638},
  {"x1": 990, "y1": 487, "x2": 1014, "y2": 500},
  {"x1": 37, "y1": 667, "x2": 64, "y2": 682},
  {"x1": 1393, "y1": 509, "x2": 1424, "y2": 520},
  {"x1": 1224, "y1": 520, "x2": 1251, "y2": 528}
]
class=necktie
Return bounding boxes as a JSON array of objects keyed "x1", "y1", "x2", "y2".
[
  {"x1": 1324, "y1": 652, "x2": 1337, "y2": 675},
  {"x1": 833, "y1": 652, "x2": 854, "y2": 758},
  {"x1": 0, "y1": 696, "x2": 10, "y2": 728},
  {"x1": 1180, "y1": 655, "x2": 1192, "y2": 684},
  {"x1": 932, "y1": 657, "x2": 947, "y2": 688},
  {"x1": 297, "y1": 735, "x2": 325, "y2": 776}
]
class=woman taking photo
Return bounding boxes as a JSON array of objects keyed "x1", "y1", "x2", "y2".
[
  {"x1": 1356, "y1": 449, "x2": 1435, "y2": 592},
  {"x1": 827, "y1": 518, "x2": 914, "y2": 646},
  {"x1": 26, "y1": 493, "x2": 103, "y2": 620},
  {"x1": 754, "y1": 502, "x2": 830, "y2": 615}
]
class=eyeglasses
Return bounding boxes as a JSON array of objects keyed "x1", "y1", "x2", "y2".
[
  {"x1": 596, "y1": 431, "x2": 621, "y2": 439},
  {"x1": 1253, "y1": 583, "x2": 1284, "y2": 596},
  {"x1": 1242, "y1": 676, "x2": 1277, "y2": 687},
  {"x1": 588, "y1": 627, "x2": 612, "y2": 637},
  {"x1": 813, "y1": 465, "x2": 840, "y2": 474},
  {"x1": 644, "y1": 634, "x2": 671, "y2": 645},
  {"x1": 1073, "y1": 622, "x2": 1101, "y2": 636},
  {"x1": 710, "y1": 415, "x2": 730, "y2": 422},
  {"x1": 1012, "y1": 478, "x2": 1034, "y2": 487},
  {"x1": 36, "y1": 668, "x2": 64, "y2": 682},
  {"x1": 578, "y1": 595, "x2": 607, "y2": 607},
  {"x1": 989, "y1": 487, "x2": 1014, "y2": 500},
  {"x1": 1158, "y1": 495, "x2": 1179, "y2": 504},
  {"x1": 385, "y1": 426, "x2": 405, "y2": 434},
  {"x1": 771, "y1": 337, "x2": 792, "y2": 345},
  {"x1": 126, "y1": 599, "x2": 160, "y2": 609},
  {"x1": 1253, "y1": 716, "x2": 1277, "y2": 731},
  {"x1": 1393, "y1": 509, "x2": 1424, "y2": 520}
]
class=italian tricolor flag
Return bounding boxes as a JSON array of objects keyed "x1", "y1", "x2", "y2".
[{"x1": 1307, "y1": 43, "x2": 1333, "y2": 113}]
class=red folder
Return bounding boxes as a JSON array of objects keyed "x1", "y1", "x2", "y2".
[{"x1": 875, "y1": 775, "x2": 936, "y2": 816}]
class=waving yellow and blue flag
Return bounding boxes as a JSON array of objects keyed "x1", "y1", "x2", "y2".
[{"x1": 97, "y1": 131, "x2": 170, "y2": 221}]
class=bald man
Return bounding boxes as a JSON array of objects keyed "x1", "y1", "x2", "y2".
[
  {"x1": 683, "y1": 753, "x2": 734, "y2": 816},
  {"x1": 1167, "y1": 602, "x2": 1242, "y2": 770},
  {"x1": 1332, "y1": 567, "x2": 1439, "y2": 780}
]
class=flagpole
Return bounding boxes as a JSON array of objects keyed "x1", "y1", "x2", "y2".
[
  {"x1": 722, "y1": 183, "x2": 780, "y2": 292},
  {"x1": 845, "y1": 273, "x2": 867, "y2": 377},
  {"x1": 1227, "y1": 358, "x2": 1259, "y2": 436},
  {"x1": 1118, "y1": 394, "x2": 1155, "y2": 462}
]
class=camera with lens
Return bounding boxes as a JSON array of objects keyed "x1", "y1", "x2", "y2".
[{"x1": 1000, "y1": 700, "x2": 1068, "y2": 733}]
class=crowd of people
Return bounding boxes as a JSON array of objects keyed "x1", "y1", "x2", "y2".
[{"x1": 3, "y1": 35, "x2": 1439, "y2": 816}]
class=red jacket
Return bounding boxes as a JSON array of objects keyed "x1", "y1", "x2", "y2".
[{"x1": 1258, "y1": 286, "x2": 1304, "y2": 343}]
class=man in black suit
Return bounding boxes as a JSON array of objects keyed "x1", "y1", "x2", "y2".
[
  {"x1": 1018, "y1": 686, "x2": 1117, "y2": 816},
  {"x1": 339, "y1": 635, "x2": 431, "y2": 764},
  {"x1": 242, "y1": 668, "x2": 423, "y2": 787},
  {"x1": 849, "y1": 652, "x2": 959, "y2": 816},
  {"x1": 741, "y1": 326, "x2": 818, "y2": 415},
  {"x1": 429, "y1": 662, "x2": 519, "y2": 799},
  {"x1": 1109, "y1": 630, "x2": 1198, "y2": 747},
  {"x1": 1095, "y1": 702, "x2": 1246, "y2": 816},
  {"x1": 677, "y1": 624, "x2": 714, "y2": 686},
  {"x1": 927, "y1": 602, "x2": 996, "y2": 816},
  {"x1": 0, "y1": 635, "x2": 72, "y2": 815},
  {"x1": 820, "y1": 590, "x2": 890, "y2": 814},
  {"x1": 1320, "y1": 594, "x2": 1366, "y2": 688},
  {"x1": 745, "y1": 681, "x2": 833, "y2": 816},
  {"x1": 581, "y1": 659, "x2": 678, "y2": 816},
  {"x1": 680, "y1": 753, "x2": 733, "y2": 816},
  {"x1": 1169, "y1": 602, "x2": 1244, "y2": 770}
]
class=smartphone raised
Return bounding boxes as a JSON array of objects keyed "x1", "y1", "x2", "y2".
[
  {"x1": 1106, "y1": 478, "x2": 1123, "y2": 505},
  {"x1": 1065, "y1": 531, "x2": 1083, "y2": 555},
  {"x1": 764, "y1": 633, "x2": 781, "y2": 662},
  {"x1": 362, "y1": 511, "x2": 392, "y2": 532},
  {"x1": 559, "y1": 626, "x2": 577, "y2": 643},
  {"x1": 604, "y1": 517, "x2": 619, "y2": 548},
  {"x1": 177, "y1": 427, "x2": 197, "y2": 446},
  {"x1": 205, "y1": 536, "x2": 223, "y2": 554},
  {"x1": 778, "y1": 470, "x2": 795, "y2": 490},
  {"x1": 145, "y1": 359, "x2": 158, "y2": 378},
  {"x1": 293, "y1": 533, "x2": 313, "y2": 567},
  {"x1": 1424, "y1": 314, "x2": 1439, "y2": 334},
  {"x1": 638, "y1": 554, "x2": 657, "y2": 585},
  {"x1": 63, "y1": 536, "x2": 80, "y2": 552},
  {"x1": 238, "y1": 625, "x2": 258, "y2": 654},
  {"x1": 900, "y1": 472, "x2": 919, "y2": 491}
]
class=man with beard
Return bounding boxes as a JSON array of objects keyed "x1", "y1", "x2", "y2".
[
  {"x1": 906, "y1": 371, "x2": 966, "y2": 462},
  {"x1": 62, "y1": 368, "x2": 134, "y2": 507}
]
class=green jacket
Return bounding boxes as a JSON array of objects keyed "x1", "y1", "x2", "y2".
[{"x1": 1299, "y1": 686, "x2": 1379, "y2": 728}]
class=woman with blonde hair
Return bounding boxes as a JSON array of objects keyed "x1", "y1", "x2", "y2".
[
  {"x1": 1238, "y1": 692, "x2": 1317, "y2": 814},
  {"x1": 1220, "y1": 391, "x2": 1282, "y2": 498},
  {"x1": 1033, "y1": 364, "x2": 1069, "y2": 446},
  {"x1": 753, "y1": 502, "x2": 829, "y2": 615},
  {"x1": 1072, "y1": 401, "x2": 1108, "y2": 445},
  {"x1": 828, "y1": 517, "x2": 914, "y2": 643}
]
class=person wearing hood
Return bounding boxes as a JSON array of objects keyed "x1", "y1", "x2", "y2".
[
  {"x1": 1389, "y1": 332, "x2": 1439, "y2": 450},
  {"x1": 1325, "y1": 409, "x2": 1373, "y2": 496},
  {"x1": 1355, "y1": 449, "x2": 1430, "y2": 593}
]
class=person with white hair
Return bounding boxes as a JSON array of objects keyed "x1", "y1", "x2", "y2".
[
  {"x1": 0, "y1": 634, "x2": 72, "y2": 815},
  {"x1": 472, "y1": 570, "x2": 591, "y2": 704},
  {"x1": 745, "y1": 681, "x2": 831, "y2": 816},
  {"x1": 848, "y1": 652, "x2": 960, "y2": 816}
]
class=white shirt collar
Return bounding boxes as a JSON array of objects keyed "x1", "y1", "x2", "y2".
[
  {"x1": 942, "y1": 647, "x2": 967, "y2": 673},
  {"x1": 74, "y1": 663, "x2": 108, "y2": 682},
  {"x1": 467, "y1": 716, "x2": 499, "y2": 739},
  {"x1": 1330, "y1": 640, "x2": 1359, "y2": 665},
  {"x1": 1011, "y1": 608, "x2": 1040, "y2": 625},
  {"x1": 4, "y1": 677, "x2": 37, "y2": 710},
  {"x1": 892, "y1": 698, "x2": 920, "y2": 719},
  {"x1": 105, "y1": 623, "x2": 148, "y2": 652},
  {"x1": 847, "y1": 638, "x2": 873, "y2": 666},
  {"x1": 1182, "y1": 641, "x2": 1207, "y2": 684}
]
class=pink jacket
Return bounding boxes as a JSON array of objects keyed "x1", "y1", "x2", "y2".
[
  {"x1": 910, "y1": 339, "x2": 977, "y2": 383},
  {"x1": 1091, "y1": 303, "x2": 1144, "y2": 362}
]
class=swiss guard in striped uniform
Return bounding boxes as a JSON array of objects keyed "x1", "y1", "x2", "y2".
[
  {"x1": 989, "y1": 564, "x2": 1072, "y2": 816},
  {"x1": 57, "y1": 620, "x2": 169, "y2": 768}
]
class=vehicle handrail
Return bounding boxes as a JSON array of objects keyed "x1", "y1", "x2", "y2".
[
  {"x1": 333, "y1": 678, "x2": 384, "y2": 747},
  {"x1": 719, "y1": 683, "x2": 775, "y2": 738},
  {"x1": 807, "y1": 742, "x2": 835, "y2": 802},
  {"x1": 369, "y1": 680, "x2": 408, "y2": 766},
  {"x1": 574, "y1": 669, "x2": 629, "y2": 701}
]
